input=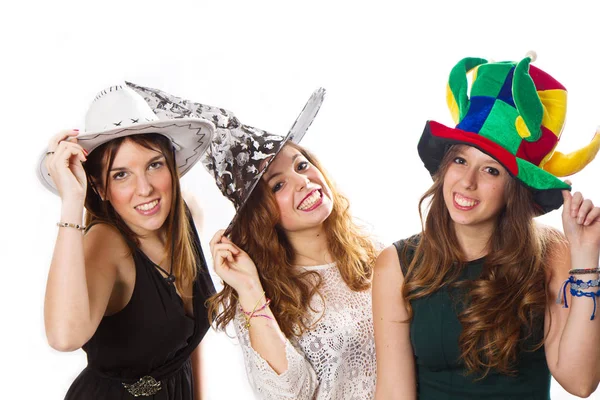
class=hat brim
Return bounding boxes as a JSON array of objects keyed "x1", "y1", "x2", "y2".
[
  {"x1": 224, "y1": 88, "x2": 326, "y2": 235},
  {"x1": 418, "y1": 120, "x2": 570, "y2": 214},
  {"x1": 38, "y1": 118, "x2": 215, "y2": 195}
]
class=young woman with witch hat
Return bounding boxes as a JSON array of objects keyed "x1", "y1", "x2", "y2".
[
  {"x1": 38, "y1": 85, "x2": 216, "y2": 399},
  {"x1": 131, "y1": 83, "x2": 379, "y2": 399},
  {"x1": 373, "y1": 53, "x2": 600, "y2": 399}
]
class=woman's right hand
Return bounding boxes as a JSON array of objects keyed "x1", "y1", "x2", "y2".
[
  {"x1": 210, "y1": 230, "x2": 262, "y2": 296},
  {"x1": 45, "y1": 129, "x2": 88, "y2": 201}
]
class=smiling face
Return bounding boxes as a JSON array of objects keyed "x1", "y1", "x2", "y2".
[
  {"x1": 262, "y1": 144, "x2": 333, "y2": 233},
  {"x1": 102, "y1": 138, "x2": 173, "y2": 237},
  {"x1": 442, "y1": 145, "x2": 510, "y2": 232}
]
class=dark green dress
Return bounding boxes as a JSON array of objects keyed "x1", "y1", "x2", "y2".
[{"x1": 393, "y1": 238, "x2": 550, "y2": 400}]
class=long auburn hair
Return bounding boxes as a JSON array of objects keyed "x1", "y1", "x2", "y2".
[
  {"x1": 83, "y1": 133, "x2": 198, "y2": 295},
  {"x1": 208, "y1": 142, "x2": 377, "y2": 338},
  {"x1": 401, "y1": 145, "x2": 563, "y2": 378}
]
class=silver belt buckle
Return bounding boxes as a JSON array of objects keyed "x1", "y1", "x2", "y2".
[{"x1": 122, "y1": 375, "x2": 162, "y2": 397}]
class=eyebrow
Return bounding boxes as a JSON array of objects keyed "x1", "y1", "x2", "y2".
[
  {"x1": 456, "y1": 151, "x2": 501, "y2": 165},
  {"x1": 265, "y1": 153, "x2": 303, "y2": 182},
  {"x1": 109, "y1": 154, "x2": 165, "y2": 172}
]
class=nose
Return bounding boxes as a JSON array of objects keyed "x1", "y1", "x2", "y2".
[
  {"x1": 459, "y1": 166, "x2": 478, "y2": 190},
  {"x1": 136, "y1": 173, "x2": 154, "y2": 197},
  {"x1": 293, "y1": 173, "x2": 311, "y2": 191}
]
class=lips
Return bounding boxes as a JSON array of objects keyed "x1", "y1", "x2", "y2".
[
  {"x1": 135, "y1": 199, "x2": 161, "y2": 215},
  {"x1": 297, "y1": 189, "x2": 323, "y2": 211},
  {"x1": 453, "y1": 192, "x2": 480, "y2": 210}
]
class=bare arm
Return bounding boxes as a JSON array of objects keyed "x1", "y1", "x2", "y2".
[
  {"x1": 45, "y1": 220, "x2": 125, "y2": 351},
  {"x1": 210, "y1": 231, "x2": 317, "y2": 398},
  {"x1": 544, "y1": 191, "x2": 600, "y2": 398},
  {"x1": 373, "y1": 245, "x2": 417, "y2": 400},
  {"x1": 43, "y1": 130, "x2": 124, "y2": 351}
]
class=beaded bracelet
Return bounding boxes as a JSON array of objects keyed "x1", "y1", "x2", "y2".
[
  {"x1": 57, "y1": 222, "x2": 86, "y2": 231},
  {"x1": 568, "y1": 268, "x2": 600, "y2": 275},
  {"x1": 557, "y1": 275, "x2": 600, "y2": 320}
]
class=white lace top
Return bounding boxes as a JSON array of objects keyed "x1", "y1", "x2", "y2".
[{"x1": 233, "y1": 263, "x2": 376, "y2": 400}]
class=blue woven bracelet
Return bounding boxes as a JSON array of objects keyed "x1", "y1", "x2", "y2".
[{"x1": 557, "y1": 275, "x2": 600, "y2": 320}]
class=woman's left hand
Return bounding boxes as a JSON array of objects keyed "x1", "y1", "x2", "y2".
[{"x1": 562, "y1": 187, "x2": 600, "y2": 250}]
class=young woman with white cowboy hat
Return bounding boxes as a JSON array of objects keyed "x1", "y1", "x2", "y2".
[
  {"x1": 373, "y1": 53, "x2": 600, "y2": 399},
  {"x1": 38, "y1": 84, "x2": 216, "y2": 399},
  {"x1": 131, "y1": 83, "x2": 379, "y2": 399}
]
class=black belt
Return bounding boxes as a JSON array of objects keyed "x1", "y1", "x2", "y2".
[{"x1": 87, "y1": 357, "x2": 191, "y2": 397}]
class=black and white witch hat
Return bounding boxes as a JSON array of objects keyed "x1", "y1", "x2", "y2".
[
  {"x1": 37, "y1": 84, "x2": 215, "y2": 195},
  {"x1": 127, "y1": 82, "x2": 326, "y2": 234}
]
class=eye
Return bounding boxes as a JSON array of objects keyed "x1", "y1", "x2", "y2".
[
  {"x1": 453, "y1": 157, "x2": 466, "y2": 165},
  {"x1": 149, "y1": 161, "x2": 164, "y2": 170},
  {"x1": 296, "y1": 161, "x2": 309, "y2": 171},
  {"x1": 112, "y1": 171, "x2": 127, "y2": 180},
  {"x1": 484, "y1": 166, "x2": 500, "y2": 176},
  {"x1": 272, "y1": 182, "x2": 284, "y2": 193}
]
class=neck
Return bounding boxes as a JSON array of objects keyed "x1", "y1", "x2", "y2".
[
  {"x1": 286, "y1": 224, "x2": 333, "y2": 266},
  {"x1": 453, "y1": 222, "x2": 494, "y2": 261}
]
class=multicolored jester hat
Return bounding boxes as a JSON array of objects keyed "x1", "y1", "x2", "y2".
[{"x1": 418, "y1": 52, "x2": 600, "y2": 214}]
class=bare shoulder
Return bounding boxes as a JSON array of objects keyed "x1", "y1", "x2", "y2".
[
  {"x1": 374, "y1": 244, "x2": 404, "y2": 285},
  {"x1": 83, "y1": 223, "x2": 131, "y2": 269}
]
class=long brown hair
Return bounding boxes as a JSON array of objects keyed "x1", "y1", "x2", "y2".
[
  {"x1": 208, "y1": 142, "x2": 377, "y2": 338},
  {"x1": 83, "y1": 133, "x2": 198, "y2": 294},
  {"x1": 401, "y1": 145, "x2": 563, "y2": 378}
]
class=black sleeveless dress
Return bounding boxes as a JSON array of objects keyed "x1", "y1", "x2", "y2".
[
  {"x1": 64, "y1": 215, "x2": 215, "y2": 399},
  {"x1": 394, "y1": 237, "x2": 550, "y2": 400}
]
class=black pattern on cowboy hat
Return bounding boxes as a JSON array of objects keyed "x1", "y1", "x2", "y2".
[
  {"x1": 37, "y1": 84, "x2": 216, "y2": 195},
  {"x1": 127, "y1": 82, "x2": 326, "y2": 235}
]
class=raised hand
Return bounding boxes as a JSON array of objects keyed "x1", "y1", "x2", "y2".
[
  {"x1": 209, "y1": 230, "x2": 262, "y2": 295},
  {"x1": 45, "y1": 129, "x2": 88, "y2": 201},
  {"x1": 561, "y1": 186, "x2": 600, "y2": 251}
]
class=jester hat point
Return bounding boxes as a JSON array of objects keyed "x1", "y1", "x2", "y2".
[{"x1": 418, "y1": 53, "x2": 600, "y2": 214}]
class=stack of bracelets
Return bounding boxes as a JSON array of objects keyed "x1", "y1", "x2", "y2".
[
  {"x1": 239, "y1": 292, "x2": 274, "y2": 329},
  {"x1": 557, "y1": 268, "x2": 600, "y2": 320}
]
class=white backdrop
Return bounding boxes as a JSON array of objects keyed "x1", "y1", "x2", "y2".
[{"x1": 2, "y1": 0, "x2": 599, "y2": 398}]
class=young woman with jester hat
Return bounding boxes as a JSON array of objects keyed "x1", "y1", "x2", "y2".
[
  {"x1": 135, "y1": 84, "x2": 379, "y2": 399},
  {"x1": 37, "y1": 85, "x2": 216, "y2": 399},
  {"x1": 373, "y1": 53, "x2": 600, "y2": 399}
]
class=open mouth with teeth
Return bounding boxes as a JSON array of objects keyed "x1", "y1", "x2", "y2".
[
  {"x1": 135, "y1": 199, "x2": 160, "y2": 214},
  {"x1": 453, "y1": 193, "x2": 480, "y2": 210},
  {"x1": 298, "y1": 189, "x2": 323, "y2": 211}
]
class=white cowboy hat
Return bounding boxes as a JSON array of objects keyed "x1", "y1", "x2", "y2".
[{"x1": 37, "y1": 84, "x2": 215, "y2": 195}]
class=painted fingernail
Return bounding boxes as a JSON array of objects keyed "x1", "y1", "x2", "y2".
[
  {"x1": 83, "y1": 149, "x2": 88, "y2": 155},
  {"x1": 73, "y1": 128, "x2": 79, "y2": 131}
]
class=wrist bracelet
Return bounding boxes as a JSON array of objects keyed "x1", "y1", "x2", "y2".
[
  {"x1": 568, "y1": 268, "x2": 600, "y2": 275},
  {"x1": 238, "y1": 292, "x2": 273, "y2": 329},
  {"x1": 57, "y1": 222, "x2": 86, "y2": 231},
  {"x1": 557, "y1": 275, "x2": 600, "y2": 320}
]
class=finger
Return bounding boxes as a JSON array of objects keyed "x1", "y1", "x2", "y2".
[
  {"x1": 48, "y1": 129, "x2": 80, "y2": 151},
  {"x1": 570, "y1": 192, "x2": 583, "y2": 218},
  {"x1": 561, "y1": 189, "x2": 572, "y2": 218},
  {"x1": 54, "y1": 141, "x2": 87, "y2": 166},
  {"x1": 209, "y1": 229, "x2": 226, "y2": 248},
  {"x1": 220, "y1": 235, "x2": 242, "y2": 251},
  {"x1": 584, "y1": 206, "x2": 600, "y2": 226},
  {"x1": 577, "y1": 199, "x2": 594, "y2": 224},
  {"x1": 212, "y1": 243, "x2": 241, "y2": 256},
  {"x1": 214, "y1": 249, "x2": 234, "y2": 269}
]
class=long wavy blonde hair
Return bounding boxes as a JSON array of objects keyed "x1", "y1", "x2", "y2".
[
  {"x1": 208, "y1": 142, "x2": 377, "y2": 338},
  {"x1": 401, "y1": 145, "x2": 563, "y2": 378},
  {"x1": 83, "y1": 133, "x2": 198, "y2": 295}
]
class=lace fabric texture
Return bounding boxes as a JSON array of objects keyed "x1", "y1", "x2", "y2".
[{"x1": 233, "y1": 263, "x2": 376, "y2": 400}]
